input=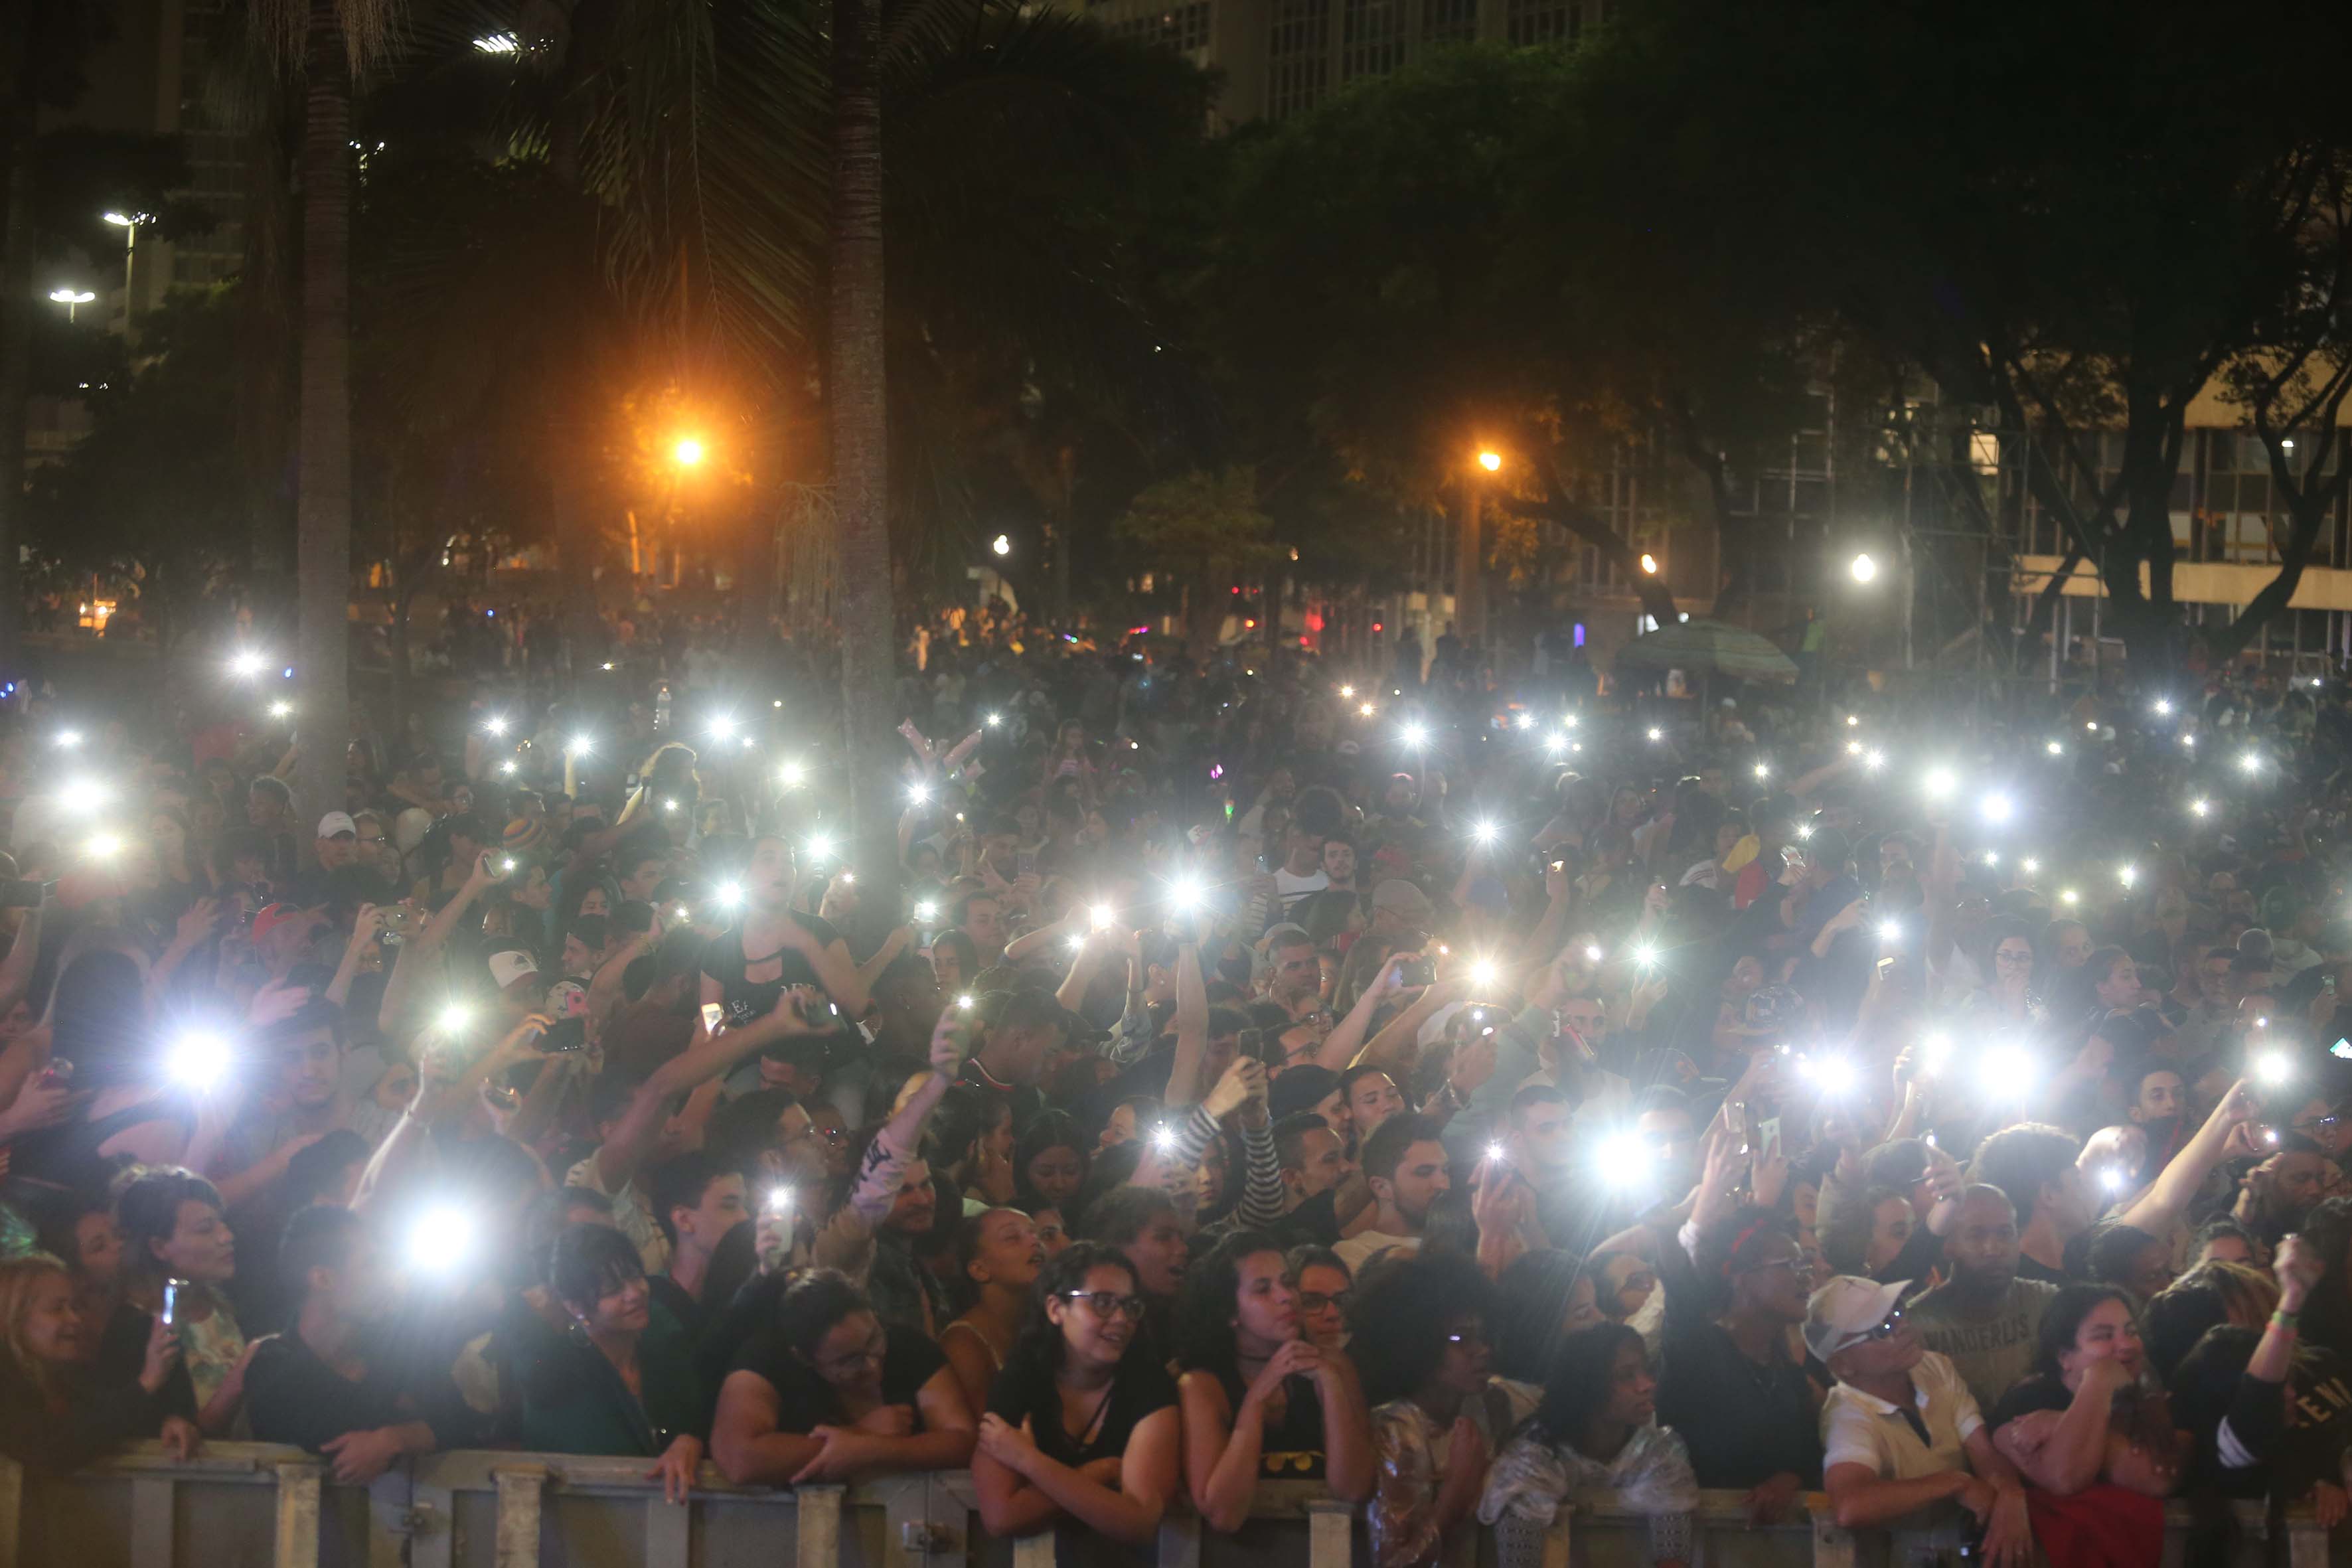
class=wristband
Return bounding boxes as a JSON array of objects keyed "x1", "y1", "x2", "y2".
[{"x1": 2274, "y1": 1309, "x2": 2301, "y2": 1332}]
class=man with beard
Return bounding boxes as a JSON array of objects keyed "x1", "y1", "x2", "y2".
[
  {"x1": 1900, "y1": 1186, "x2": 2059, "y2": 1415},
  {"x1": 1332, "y1": 1113, "x2": 1449, "y2": 1273}
]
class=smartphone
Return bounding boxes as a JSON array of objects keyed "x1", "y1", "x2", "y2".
[
  {"x1": 37, "y1": 1058, "x2": 72, "y2": 1087},
  {"x1": 161, "y1": 1277, "x2": 189, "y2": 1328},
  {"x1": 379, "y1": 905, "x2": 420, "y2": 937},
  {"x1": 700, "y1": 1002, "x2": 727, "y2": 1036},
  {"x1": 0, "y1": 880, "x2": 50, "y2": 909},
  {"x1": 1016, "y1": 847, "x2": 1038, "y2": 878},
  {"x1": 1757, "y1": 1115, "x2": 1782, "y2": 1151},
  {"x1": 1396, "y1": 955, "x2": 1437, "y2": 987},
  {"x1": 543, "y1": 1017, "x2": 589, "y2": 1053}
]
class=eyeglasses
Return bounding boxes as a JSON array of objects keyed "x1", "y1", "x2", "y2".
[
  {"x1": 1297, "y1": 1290, "x2": 1351, "y2": 1313},
  {"x1": 1994, "y1": 949, "x2": 2033, "y2": 965},
  {"x1": 2294, "y1": 1115, "x2": 2341, "y2": 1134},
  {"x1": 1060, "y1": 1291, "x2": 1146, "y2": 1321}
]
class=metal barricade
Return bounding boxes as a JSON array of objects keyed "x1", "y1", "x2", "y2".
[{"x1": 0, "y1": 1447, "x2": 2328, "y2": 1568}]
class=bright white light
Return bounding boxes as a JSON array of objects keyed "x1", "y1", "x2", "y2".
[
  {"x1": 990, "y1": 534, "x2": 1011, "y2": 557},
  {"x1": 716, "y1": 882, "x2": 745, "y2": 908},
  {"x1": 1846, "y1": 714, "x2": 1860, "y2": 727},
  {"x1": 1982, "y1": 1045, "x2": 2038, "y2": 1096},
  {"x1": 806, "y1": 834, "x2": 834, "y2": 861},
  {"x1": 1090, "y1": 903, "x2": 1115, "y2": 930},
  {"x1": 483, "y1": 716, "x2": 507, "y2": 736},
  {"x1": 54, "y1": 730, "x2": 80, "y2": 750},
  {"x1": 1980, "y1": 793, "x2": 2011, "y2": 823},
  {"x1": 499, "y1": 759, "x2": 518, "y2": 775},
  {"x1": 2046, "y1": 740, "x2": 2063, "y2": 756},
  {"x1": 1806, "y1": 1056, "x2": 1857, "y2": 1095},
  {"x1": 1919, "y1": 1034, "x2": 1951, "y2": 1075},
  {"x1": 957, "y1": 993, "x2": 975, "y2": 1010},
  {"x1": 1646, "y1": 727, "x2": 1663, "y2": 742},
  {"x1": 1583, "y1": 945, "x2": 1603, "y2": 963},
  {"x1": 473, "y1": 32, "x2": 520, "y2": 52},
  {"x1": 2100, "y1": 1167, "x2": 2126, "y2": 1194},
  {"x1": 269, "y1": 701, "x2": 292, "y2": 719},
  {"x1": 986, "y1": 712, "x2": 1002, "y2": 728},
  {"x1": 1516, "y1": 713, "x2": 1535, "y2": 730},
  {"x1": 1472, "y1": 820, "x2": 1498, "y2": 844},
  {"x1": 915, "y1": 901, "x2": 939, "y2": 923},
  {"x1": 407, "y1": 1206, "x2": 477, "y2": 1275},
  {"x1": 438, "y1": 1005, "x2": 471, "y2": 1034},
  {"x1": 2086, "y1": 720, "x2": 2098, "y2": 733},
  {"x1": 1796, "y1": 822, "x2": 1814, "y2": 839},
  {"x1": 1754, "y1": 762, "x2": 1770, "y2": 780},
  {"x1": 909, "y1": 782, "x2": 930, "y2": 804},
  {"x1": 2257, "y1": 1052, "x2": 2294, "y2": 1086},
  {"x1": 2153, "y1": 698, "x2": 2172, "y2": 716},
  {"x1": 1401, "y1": 723, "x2": 1429, "y2": 747},
  {"x1": 1067, "y1": 933, "x2": 1087, "y2": 952},
  {"x1": 1849, "y1": 552, "x2": 1878, "y2": 583},
  {"x1": 779, "y1": 762, "x2": 806, "y2": 787},
  {"x1": 229, "y1": 651, "x2": 265, "y2": 678},
  {"x1": 2182, "y1": 734, "x2": 2196, "y2": 748},
  {"x1": 1632, "y1": 944, "x2": 1658, "y2": 967},
  {"x1": 1545, "y1": 734, "x2": 1567, "y2": 753},
  {"x1": 1169, "y1": 877, "x2": 1204, "y2": 911},
  {"x1": 2240, "y1": 751, "x2": 2263, "y2": 773},
  {"x1": 1487, "y1": 1141, "x2": 1507, "y2": 1162},
  {"x1": 2022, "y1": 857, "x2": 2041, "y2": 873},
  {"x1": 2118, "y1": 865, "x2": 2136, "y2": 888},
  {"x1": 1596, "y1": 1134, "x2": 1654, "y2": 1180},
  {"x1": 167, "y1": 1032, "x2": 231, "y2": 1090},
  {"x1": 1340, "y1": 685, "x2": 1356, "y2": 698},
  {"x1": 1563, "y1": 715, "x2": 1579, "y2": 730},
  {"x1": 568, "y1": 735, "x2": 593, "y2": 755},
  {"x1": 1863, "y1": 749, "x2": 1885, "y2": 771},
  {"x1": 1152, "y1": 1127, "x2": 1178, "y2": 1153},
  {"x1": 2191, "y1": 798, "x2": 2209, "y2": 817},
  {"x1": 1360, "y1": 703, "x2": 1377, "y2": 718},
  {"x1": 1983, "y1": 850, "x2": 2000, "y2": 866},
  {"x1": 85, "y1": 833, "x2": 122, "y2": 859},
  {"x1": 1878, "y1": 921, "x2": 1901, "y2": 943},
  {"x1": 2061, "y1": 888, "x2": 2080, "y2": 905},
  {"x1": 58, "y1": 778, "x2": 109, "y2": 814},
  {"x1": 1923, "y1": 767, "x2": 1956, "y2": 801},
  {"x1": 1468, "y1": 959, "x2": 1498, "y2": 988},
  {"x1": 663, "y1": 799, "x2": 678, "y2": 813},
  {"x1": 1846, "y1": 740, "x2": 1863, "y2": 755},
  {"x1": 741, "y1": 735, "x2": 756, "y2": 750}
]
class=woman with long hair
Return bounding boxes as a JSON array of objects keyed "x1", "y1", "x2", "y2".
[
  {"x1": 1986, "y1": 1284, "x2": 2179, "y2": 1502},
  {"x1": 1478, "y1": 1324, "x2": 1697, "y2": 1565},
  {"x1": 1347, "y1": 1257, "x2": 1536, "y2": 1568},
  {"x1": 941, "y1": 1208, "x2": 1045, "y2": 1417},
  {"x1": 710, "y1": 1268, "x2": 976, "y2": 1486},
  {"x1": 1173, "y1": 1231, "x2": 1373, "y2": 1530},
  {"x1": 700, "y1": 836, "x2": 870, "y2": 1028},
  {"x1": 971, "y1": 1241, "x2": 1180, "y2": 1547},
  {"x1": 98, "y1": 1167, "x2": 250, "y2": 1435},
  {"x1": 0, "y1": 1253, "x2": 196, "y2": 1468},
  {"x1": 1014, "y1": 1111, "x2": 1088, "y2": 1215},
  {"x1": 1493, "y1": 1249, "x2": 1605, "y2": 1385},
  {"x1": 520, "y1": 1224, "x2": 707, "y2": 1499}
]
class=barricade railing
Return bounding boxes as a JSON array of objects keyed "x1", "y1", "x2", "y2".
[{"x1": 0, "y1": 1445, "x2": 2326, "y2": 1568}]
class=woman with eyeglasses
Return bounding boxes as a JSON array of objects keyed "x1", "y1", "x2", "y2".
[
  {"x1": 520, "y1": 1224, "x2": 708, "y2": 1501},
  {"x1": 1287, "y1": 1245, "x2": 1354, "y2": 1351},
  {"x1": 710, "y1": 1267, "x2": 975, "y2": 1486},
  {"x1": 972, "y1": 1241, "x2": 1181, "y2": 1548},
  {"x1": 1345, "y1": 1256, "x2": 1536, "y2": 1568},
  {"x1": 1173, "y1": 1232, "x2": 1373, "y2": 1531},
  {"x1": 1808, "y1": 1274, "x2": 2034, "y2": 1565}
]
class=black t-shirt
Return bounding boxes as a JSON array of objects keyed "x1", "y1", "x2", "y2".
[
  {"x1": 702, "y1": 911, "x2": 846, "y2": 1024},
  {"x1": 247, "y1": 1332, "x2": 458, "y2": 1454},
  {"x1": 728, "y1": 1324, "x2": 947, "y2": 1435},
  {"x1": 986, "y1": 1356, "x2": 1178, "y2": 1469},
  {"x1": 1986, "y1": 1373, "x2": 2073, "y2": 1432}
]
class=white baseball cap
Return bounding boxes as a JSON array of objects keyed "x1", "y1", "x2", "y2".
[
  {"x1": 315, "y1": 811, "x2": 358, "y2": 840},
  {"x1": 489, "y1": 951, "x2": 540, "y2": 992},
  {"x1": 1803, "y1": 1275, "x2": 1911, "y2": 1364}
]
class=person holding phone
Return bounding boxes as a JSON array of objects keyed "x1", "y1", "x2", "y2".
[{"x1": 700, "y1": 837, "x2": 870, "y2": 1028}]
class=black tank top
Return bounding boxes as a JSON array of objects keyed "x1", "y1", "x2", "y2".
[
  {"x1": 701, "y1": 911, "x2": 845, "y2": 1026},
  {"x1": 1217, "y1": 1368, "x2": 1329, "y2": 1479}
]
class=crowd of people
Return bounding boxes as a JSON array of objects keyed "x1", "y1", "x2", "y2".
[{"x1": 0, "y1": 633, "x2": 2348, "y2": 1568}]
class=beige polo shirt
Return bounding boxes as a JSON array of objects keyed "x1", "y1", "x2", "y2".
[{"x1": 1820, "y1": 1350, "x2": 1984, "y2": 1480}]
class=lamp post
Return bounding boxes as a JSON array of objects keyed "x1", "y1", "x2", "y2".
[
  {"x1": 46, "y1": 289, "x2": 96, "y2": 324},
  {"x1": 102, "y1": 212, "x2": 138, "y2": 341},
  {"x1": 1459, "y1": 449, "x2": 1502, "y2": 651}
]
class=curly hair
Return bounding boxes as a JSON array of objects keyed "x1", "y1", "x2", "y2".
[
  {"x1": 112, "y1": 1166, "x2": 224, "y2": 1288},
  {"x1": 1494, "y1": 1249, "x2": 1587, "y2": 1385},
  {"x1": 1344, "y1": 1255, "x2": 1498, "y2": 1408},
  {"x1": 774, "y1": 1269, "x2": 875, "y2": 1358},
  {"x1": 1530, "y1": 1322, "x2": 1646, "y2": 1447},
  {"x1": 1172, "y1": 1231, "x2": 1289, "y2": 1383},
  {"x1": 2142, "y1": 1262, "x2": 2280, "y2": 1379}
]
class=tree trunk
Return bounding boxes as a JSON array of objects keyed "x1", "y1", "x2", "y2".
[
  {"x1": 238, "y1": 104, "x2": 296, "y2": 586},
  {"x1": 293, "y1": 0, "x2": 353, "y2": 848},
  {"x1": 0, "y1": 37, "x2": 37, "y2": 671},
  {"x1": 830, "y1": 0, "x2": 894, "y2": 846}
]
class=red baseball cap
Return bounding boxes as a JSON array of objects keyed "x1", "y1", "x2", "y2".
[{"x1": 252, "y1": 903, "x2": 309, "y2": 943}]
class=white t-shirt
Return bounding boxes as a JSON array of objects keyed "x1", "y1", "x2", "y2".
[
  {"x1": 562, "y1": 1152, "x2": 671, "y2": 1275},
  {"x1": 1821, "y1": 1350, "x2": 1984, "y2": 1480},
  {"x1": 1275, "y1": 866, "x2": 1331, "y2": 910},
  {"x1": 1334, "y1": 1229, "x2": 1421, "y2": 1275}
]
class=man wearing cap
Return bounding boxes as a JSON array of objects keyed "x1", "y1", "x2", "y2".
[
  {"x1": 289, "y1": 814, "x2": 368, "y2": 906},
  {"x1": 488, "y1": 949, "x2": 544, "y2": 1026},
  {"x1": 1808, "y1": 1273, "x2": 2031, "y2": 1561}
]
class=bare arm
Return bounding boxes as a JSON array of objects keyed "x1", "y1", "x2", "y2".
[
  {"x1": 1163, "y1": 939, "x2": 1211, "y2": 1108},
  {"x1": 0, "y1": 897, "x2": 46, "y2": 1017},
  {"x1": 709, "y1": 1372, "x2": 824, "y2": 1484},
  {"x1": 2120, "y1": 1079, "x2": 2254, "y2": 1238},
  {"x1": 1310, "y1": 956, "x2": 1401, "y2": 1073},
  {"x1": 591, "y1": 992, "x2": 821, "y2": 1190}
]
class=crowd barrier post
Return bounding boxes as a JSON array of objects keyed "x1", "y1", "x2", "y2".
[{"x1": 273, "y1": 1460, "x2": 321, "y2": 1568}]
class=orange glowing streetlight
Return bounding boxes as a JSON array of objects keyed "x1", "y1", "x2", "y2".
[
  {"x1": 1476, "y1": 449, "x2": 1502, "y2": 473},
  {"x1": 672, "y1": 435, "x2": 706, "y2": 467}
]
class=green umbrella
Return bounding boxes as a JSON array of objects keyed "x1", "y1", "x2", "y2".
[{"x1": 1614, "y1": 618, "x2": 1799, "y2": 683}]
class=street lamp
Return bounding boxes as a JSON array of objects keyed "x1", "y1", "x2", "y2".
[
  {"x1": 1849, "y1": 552, "x2": 1877, "y2": 584},
  {"x1": 672, "y1": 436, "x2": 706, "y2": 467},
  {"x1": 1638, "y1": 553, "x2": 1659, "y2": 575},
  {"x1": 47, "y1": 289, "x2": 95, "y2": 323},
  {"x1": 990, "y1": 534, "x2": 1011, "y2": 557},
  {"x1": 102, "y1": 212, "x2": 140, "y2": 335},
  {"x1": 1476, "y1": 449, "x2": 1502, "y2": 473}
]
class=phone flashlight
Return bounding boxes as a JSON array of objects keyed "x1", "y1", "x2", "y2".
[
  {"x1": 1091, "y1": 904, "x2": 1114, "y2": 930},
  {"x1": 1153, "y1": 1127, "x2": 1178, "y2": 1154},
  {"x1": 765, "y1": 1186, "x2": 796, "y2": 1217},
  {"x1": 915, "y1": 901, "x2": 939, "y2": 923},
  {"x1": 438, "y1": 1005, "x2": 471, "y2": 1034},
  {"x1": 1486, "y1": 1141, "x2": 1506, "y2": 1162}
]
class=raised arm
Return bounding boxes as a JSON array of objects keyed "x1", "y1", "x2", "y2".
[
  {"x1": 1163, "y1": 937, "x2": 1212, "y2": 1108},
  {"x1": 2120, "y1": 1078, "x2": 2255, "y2": 1238},
  {"x1": 591, "y1": 988, "x2": 824, "y2": 1191}
]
